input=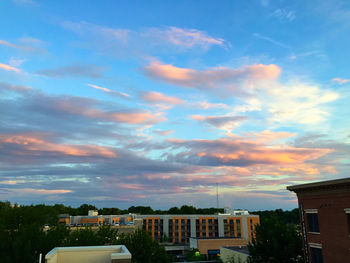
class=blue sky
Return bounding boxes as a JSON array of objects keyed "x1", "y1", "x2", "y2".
[{"x1": 0, "y1": 0, "x2": 350, "y2": 210}]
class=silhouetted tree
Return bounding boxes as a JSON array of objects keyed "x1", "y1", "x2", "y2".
[
  {"x1": 128, "y1": 206, "x2": 154, "y2": 214},
  {"x1": 76, "y1": 204, "x2": 97, "y2": 216},
  {"x1": 248, "y1": 216, "x2": 303, "y2": 263},
  {"x1": 116, "y1": 229, "x2": 169, "y2": 263}
]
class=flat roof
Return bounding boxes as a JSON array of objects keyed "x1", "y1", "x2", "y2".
[
  {"x1": 190, "y1": 237, "x2": 244, "y2": 240},
  {"x1": 221, "y1": 246, "x2": 249, "y2": 255},
  {"x1": 287, "y1": 177, "x2": 350, "y2": 192}
]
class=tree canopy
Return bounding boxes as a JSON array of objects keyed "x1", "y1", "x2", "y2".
[
  {"x1": 248, "y1": 215, "x2": 303, "y2": 263},
  {"x1": 116, "y1": 229, "x2": 170, "y2": 263}
]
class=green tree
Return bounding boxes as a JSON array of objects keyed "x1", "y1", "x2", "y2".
[
  {"x1": 42, "y1": 224, "x2": 71, "y2": 254},
  {"x1": 76, "y1": 204, "x2": 97, "y2": 216},
  {"x1": 99, "y1": 207, "x2": 127, "y2": 215},
  {"x1": 96, "y1": 225, "x2": 118, "y2": 245},
  {"x1": 179, "y1": 205, "x2": 197, "y2": 214},
  {"x1": 0, "y1": 202, "x2": 57, "y2": 263},
  {"x1": 128, "y1": 206, "x2": 154, "y2": 214},
  {"x1": 248, "y1": 216, "x2": 303, "y2": 263},
  {"x1": 65, "y1": 227, "x2": 98, "y2": 246},
  {"x1": 168, "y1": 206, "x2": 181, "y2": 214},
  {"x1": 116, "y1": 229, "x2": 169, "y2": 263}
]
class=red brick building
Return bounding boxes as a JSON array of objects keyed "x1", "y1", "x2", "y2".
[{"x1": 287, "y1": 178, "x2": 350, "y2": 263}]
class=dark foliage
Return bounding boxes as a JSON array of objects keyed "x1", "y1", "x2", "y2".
[
  {"x1": 248, "y1": 215, "x2": 303, "y2": 263},
  {"x1": 252, "y1": 208, "x2": 300, "y2": 225},
  {"x1": 116, "y1": 229, "x2": 170, "y2": 263}
]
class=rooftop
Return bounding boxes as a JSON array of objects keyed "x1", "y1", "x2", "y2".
[
  {"x1": 190, "y1": 236, "x2": 245, "y2": 240},
  {"x1": 287, "y1": 177, "x2": 350, "y2": 192},
  {"x1": 45, "y1": 245, "x2": 131, "y2": 263},
  {"x1": 221, "y1": 246, "x2": 249, "y2": 255}
]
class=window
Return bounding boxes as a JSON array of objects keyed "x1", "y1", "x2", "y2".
[
  {"x1": 307, "y1": 213, "x2": 320, "y2": 233},
  {"x1": 345, "y1": 209, "x2": 350, "y2": 236},
  {"x1": 236, "y1": 219, "x2": 241, "y2": 237},
  {"x1": 310, "y1": 247, "x2": 323, "y2": 263}
]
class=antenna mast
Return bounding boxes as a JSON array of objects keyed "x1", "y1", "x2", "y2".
[{"x1": 216, "y1": 182, "x2": 219, "y2": 209}]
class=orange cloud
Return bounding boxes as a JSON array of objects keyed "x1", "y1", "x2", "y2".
[
  {"x1": 119, "y1": 183, "x2": 145, "y2": 190},
  {"x1": 52, "y1": 98, "x2": 165, "y2": 125},
  {"x1": 153, "y1": 129, "x2": 174, "y2": 136},
  {"x1": 169, "y1": 137, "x2": 333, "y2": 166},
  {"x1": 19, "y1": 188, "x2": 72, "y2": 194},
  {"x1": 332, "y1": 78, "x2": 350, "y2": 85},
  {"x1": 144, "y1": 61, "x2": 281, "y2": 89},
  {"x1": 245, "y1": 130, "x2": 296, "y2": 143},
  {"x1": 110, "y1": 111, "x2": 166, "y2": 124},
  {"x1": 0, "y1": 63, "x2": 21, "y2": 73},
  {"x1": 0, "y1": 180, "x2": 25, "y2": 185},
  {"x1": 198, "y1": 145, "x2": 331, "y2": 165},
  {"x1": 88, "y1": 84, "x2": 130, "y2": 98},
  {"x1": 0, "y1": 134, "x2": 117, "y2": 158},
  {"x1": 141, "y1": 91, "x2": 183, "y2": 105}
]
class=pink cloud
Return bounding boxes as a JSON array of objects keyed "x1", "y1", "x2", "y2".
[
  {"x1": 0, "y1": 133, "x2": 117, "y2": 158},
  {"x1": 0, "y1": 40, "x2": 16, "y2": 48},
  {"x1": 150, "y1": 26, "x2": 226, "y2": 49},
  {"x1": 144, "y1": 61, "x2": 281, "y2": 89},
  {"x1": 52, "y1": 98, "x2": 166, "y2": 124},
  {"x1": 168, "y1": 137, "x2": 333, "y2": 166},
  {"x1": 141, "y1": 91, "x2": 183, "y2": 105},
  {"x1": 109, "y1": 111, "x2": 166, "y2": 124},
  {"x1": 0, "y1": 38, "x2": 46, "y2": 53},
  {"x1": 153, "y1": 129, "x2": 174, "y2": 136},
  {"x1": 119, "y1": 183, "x2": 145, "y2": 190},
  {"x1": 61, "y1": 21, "x2": 129, "y2": 42},
  {"x1": 191, "y1": 101, "x2": 229, "y2": 109},
  {"x1": 0, "y1": 180, "x2": 25, "y2": 185},
  {"x1": 88, "y1": 84, "x2": 130, "y2": 98},
  {"x1": 88, "y1": 83, "x2": 110, "y2": 92},
  {"x1": 332, "y1": 78, "x2": 350, "y2": 85},
  {"x1": 245, "y1": 130, "x2": 296, "y2": 143},
  {"x1": 17, "y1": 188, "x2": 72, "y2": 194},
  {"x1": 0, "y1": 63, "x2": 21, "y2": 73}
]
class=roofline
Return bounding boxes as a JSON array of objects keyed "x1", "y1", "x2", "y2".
[{"x1": 287, "y1": 177, "x2": 350, "y2": 192}]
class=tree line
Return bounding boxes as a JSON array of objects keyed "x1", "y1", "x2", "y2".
[
  {"x1": 48, "y1": 203, "x2": 225, "y2": 216},
  {"x1": 0, "y1": 201, "x2": 169, "y2": 263},
  {"x1": 0, "y1": 201, "x2": 303, "y2": 263}
]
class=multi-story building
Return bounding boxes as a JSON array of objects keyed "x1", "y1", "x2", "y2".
[
  {"x1": 59, "y1": 213, "x2": 133, "y2": 226},
  {"x1": 287, "y1": 177, "x2": 350, "y2": 263},
  {"x1": 137, "y1": 209, "x2": 259, "y2": 245}
]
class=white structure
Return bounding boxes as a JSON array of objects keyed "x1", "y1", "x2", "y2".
[
  {"x1": 88, "y1": 210, "x2": 99, "y2": 216},
  {"x1": 45, "y1": 245, "x2": 131, "y2": 263},
  {"x1": 222, "y1": 207, "x2": 250, "y2": 215}
]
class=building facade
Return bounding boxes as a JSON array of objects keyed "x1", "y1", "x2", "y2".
[
  {"x1": 59, "y1": 214, "x2": 133, "y2": 226},
  {"x1": 137, "y1": 211, "x2": 259, "y2": 245},
  {"x1": 287, "y1": 178, "x2": 350, "y2": 263}
]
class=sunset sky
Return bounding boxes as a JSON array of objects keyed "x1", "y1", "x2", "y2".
[{"x1": 1, "y1": 0, "x2": 350, "y2": 210}]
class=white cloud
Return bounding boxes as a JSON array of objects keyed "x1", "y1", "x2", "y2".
[
  {"x1": 267, "y1": 82, "x2": 339, "y2": 124},
  {"x1": 270, "y1": 9, "x2": 296, "y2": 21}
]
